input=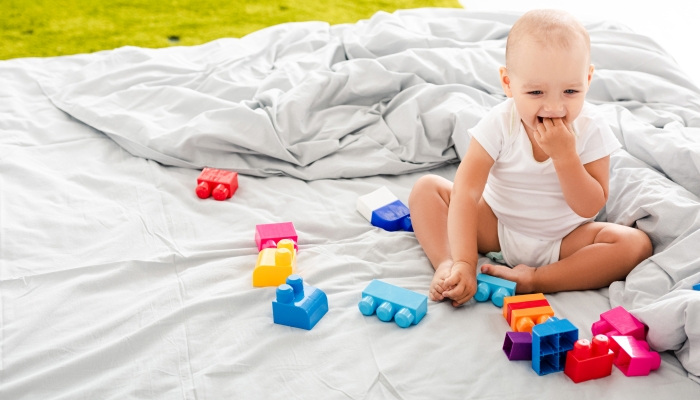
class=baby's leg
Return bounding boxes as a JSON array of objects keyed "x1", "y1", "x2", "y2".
[
  {"x1": 481, "y1": 222, "x2": 652, "y2": 293},
  {"x1": 409, "y1": 174, "x2": 500, "y2": 300}
]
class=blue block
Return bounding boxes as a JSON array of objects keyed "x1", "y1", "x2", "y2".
[
  {"x1": 273, "y1": 275, "x2": 328, "y2": 330},
  {"x1": 371, "y1": 200, "x2": 412, "y2": 232},
  {"x1": 532, "y1": 317, "x2": 578, "y2": 376},
  {"x1": 358, "y1": 280, "x2": 427, "y2": 328},
  {"x1": 474, "y1": 273, "x2": 516, "y2": 307},
  {"x1": 693, "y1": 283, "x2": 700, "y2": 291}
]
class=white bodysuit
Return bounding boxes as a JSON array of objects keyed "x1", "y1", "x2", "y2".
[{"x1": 468, "y1": 98, "x2": 622, "y2": 267}]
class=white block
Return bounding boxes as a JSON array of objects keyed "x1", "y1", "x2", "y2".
[{"x1": 356, "y1": 187, "x2": 399, "y2": 222}]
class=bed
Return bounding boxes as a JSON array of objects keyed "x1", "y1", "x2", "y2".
[{"x1": 1, "y1": 8, "x2": 699, "y2": 399}]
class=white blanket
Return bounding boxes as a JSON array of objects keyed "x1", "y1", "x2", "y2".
[{"x1": 1, "y1": 8, "x2": 699, "y2": 398}]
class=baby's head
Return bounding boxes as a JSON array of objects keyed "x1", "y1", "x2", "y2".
[{"x1": 499, "y1": 10, "x2": 594, "y2": 131}]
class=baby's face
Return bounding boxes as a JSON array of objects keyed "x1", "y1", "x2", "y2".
[{"x1": 500, "y1": 39, "x2": 594, "y2": 132}]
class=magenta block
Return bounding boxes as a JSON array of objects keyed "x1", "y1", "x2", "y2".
[
  {"x1": 255, "y1": 222, "x2": 298, "y2": 251},
  {"x1": 503, "y1": 331, "x2": 532, "y2": 361},
  {"x1": 611, "y1": 336, "x2": 661, "y2": 376},
  {"x1": 591, "y1": 306, "x2": 647, "y2": 341}
]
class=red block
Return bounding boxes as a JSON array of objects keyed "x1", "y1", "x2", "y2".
[
  {"x1": 506, "y1": 299, "x2": 550, "y2": 324},
  {"x1": 564, "y1": 335, "x2": 615, "y2": 383},
  {"x1": 196, "y1": 168, "x2": 238, "y2": 200}
]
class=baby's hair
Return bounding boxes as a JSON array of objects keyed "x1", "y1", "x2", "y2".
[{"x1": 506, "y1": 9, "x2": 591, "y2": 73}]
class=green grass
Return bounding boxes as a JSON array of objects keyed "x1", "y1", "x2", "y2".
[{"x1": 1, "y1": 0, "x2": 462, "y2": 60}]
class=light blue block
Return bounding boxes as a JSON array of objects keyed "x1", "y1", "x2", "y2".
[
  {"x1": 359, "y1": 280, "x2": 427, "y2": 328},
  {"x1": 273, "y1": 275, "x2": 328, "y2": 330},
  {"x1": 693, "y1": 283, "x2": 700, "y2": 291},
  {"x1": 531, "y1": 317, "x2": 578, "y2": 376},
  {"x1": 474, "y1": 273, "x2": 516, "y2": 307}
]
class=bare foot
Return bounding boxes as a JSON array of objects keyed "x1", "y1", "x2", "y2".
[
  {"x1": 429, "y1": 260, "x2": 453, "y2": 301},
  {"x1": 480, "y1": 263, "x2": 537, "y2": 293}
]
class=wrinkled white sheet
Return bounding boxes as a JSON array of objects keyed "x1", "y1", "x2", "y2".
[{"x1": 1, "y1": 8, "x2": 699, "y2": 399}]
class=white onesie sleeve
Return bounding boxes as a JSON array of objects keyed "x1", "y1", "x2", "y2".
[
  {"x1": 575, "y1": 104, "x2": 623, "y2": 165},
  {"x1": 466, "y1": 100, "x2": 511, "y2": 162}
]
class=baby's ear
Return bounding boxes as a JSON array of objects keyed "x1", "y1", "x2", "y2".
[
  {"x1": 587, "y1": 64, "x2": 595, "y2": 85},
  {"x1": 499, "y1": 66, "x2": 513, "y2": 97}
]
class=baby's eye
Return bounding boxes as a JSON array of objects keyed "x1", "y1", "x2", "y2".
[
  {"x1": 565, "y1": 89, "x2": 579, "y2": 94},
  {"x1": 528, "y1": 91, "x2": 542, "y2": 95}
]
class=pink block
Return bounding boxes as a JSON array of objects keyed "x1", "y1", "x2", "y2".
[
  {"x1": 591, "y1": 306, "x2": 647, "y2": 341},
  {"x1": 255, "y1": 222, "x2": 298, "y2": 251},
  {"x1": 611, "y1": 336, "x2": 661, "y2": 377}
]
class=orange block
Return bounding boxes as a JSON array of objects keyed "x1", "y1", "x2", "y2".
[
  {"x1": 502, "y1": 293, "x2": 547, "y2": 319},
  {"x1": 510, "y1": 306, "x2": 554, "y2": 333}
]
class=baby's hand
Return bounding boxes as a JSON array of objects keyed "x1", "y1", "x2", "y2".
[
  {"x1": 441, "y1": 261, "x2": 477, "y2": 307},
  {"x1": 534, "y1": 117, "x2": 576, "y2": 161}
]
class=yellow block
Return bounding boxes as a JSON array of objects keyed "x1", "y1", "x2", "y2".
[
  {"x1": 502, "y1": 293, "x2": 547, "y2": 320},
  {"x1": 510, "y1": 306, "x2": 554, "y2": 333},
  {"x1": 253, "y1": 239, "x2": 296, "y2": 287}
]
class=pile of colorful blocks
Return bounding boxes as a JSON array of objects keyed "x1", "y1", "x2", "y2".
[{"x1": 486, "y1": 274, "x2": 661, "y2": 382}]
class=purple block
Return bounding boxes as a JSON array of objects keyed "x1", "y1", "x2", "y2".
[{"x1": 503, "y1": 332, "x2": 532, "y2": 361}]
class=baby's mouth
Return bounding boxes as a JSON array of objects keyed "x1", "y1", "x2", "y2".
[{"x1": 537, "y1": 116, "x2": 544, "y2": 123}]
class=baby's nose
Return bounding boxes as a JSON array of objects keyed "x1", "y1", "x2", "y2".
[{"x1": 542, "y1": 105, "x2": 565, "y2": 118}]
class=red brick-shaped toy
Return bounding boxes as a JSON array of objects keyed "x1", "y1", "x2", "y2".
[
  {"x1": 255, "y1": 222, "x2": 298, "y2": 251},
  {"x1": 564, "y1": 335, "x2": 615, "y2": 383},
  {"x1": 591, "y1": 306, "x2": 647, "y2": 341},
  {"x1": 196, "y1": 168, "x2": 238, "y2": 200}
]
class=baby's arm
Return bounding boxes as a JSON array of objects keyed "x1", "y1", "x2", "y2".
[
  {"x1": 441, "y1": 138, "x2": 494, "y2": 305},
  {"x1": 535, "y1": 118, "x2": 608, "y2": 217}
]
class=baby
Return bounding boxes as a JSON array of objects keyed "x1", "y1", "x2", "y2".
[{"x1": 408, "y1": 9, "x2": 653, "y2": 307}]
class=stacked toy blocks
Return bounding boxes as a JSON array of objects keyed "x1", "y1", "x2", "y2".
[
  {"x1": 255, "y1": 222, "x2": 298, "y2": 251},
  {"x1": 532, "y1": 317, "x2": 578, "y2": 375},
  {"x1": 358, "y1": 280, "x2": 427, "y2": 328},
  {"x1": 253, "y1": 239, "x2": 296, "y2": 287},
  {"x1": 474, "y1": 274, "x2": 516, "y2": 307},
  {"x1": 502, "y1": 293, "x2": 553, "y2": 333},
  {"x1": 357, "y1": 187, "x2": 413, "y2": 232},
  {"x1": 610, "y1": 336, "x2": 661, "y2": 377},
  {"x1": 503, "y1": 332, "x2": 532, "y2": 361},
  {"x1": 564, "y1": 335, "x2": 615, "y2": 383},
  {"x1": 195, "y1": 168, "x2": 238, "y2": 200},
  {"x1": 591, "y1": 306, "x2": 647, "y2": 341},
  {"x1": 273, "y1": 274, "x2": 328, "y2": 330}
]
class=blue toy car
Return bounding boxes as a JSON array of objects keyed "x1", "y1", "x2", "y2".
[
  {"x1": 474, "y1": 273, "x2": 516, "y2": 307},
  {"x1": 358, "y1": 280, "x2": 427, "y2": 328}
]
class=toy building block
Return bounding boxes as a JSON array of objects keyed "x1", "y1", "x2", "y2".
[
  {"x1": 693, "y1": 283, "x2": 700, "y2": 291},
  {"x1": 511, "y1": 306, "x2": 554, "y2": 333},
  {"x1": 195, "y1": 168, "x2": 238, "y2": 200},
  {"x1": 474, "y1": 273, "x2": 516, "y2": 307},
  {"x1": 253, "y1": 239, "x2": 296, "y2": 287},
  {"x1": 356, "y1": 187, "x2": 413, "y2": 232},
  {"x1": 502, "y1": 293, "x2": 548, "y2": 324},
  {"x1": 272, "y1": 274, "x2": 328, "y2": 330},
  {"x1": 564, "y1": 335, "x2": 615, "y2": 383},
  {"x1": 255, "y1": 222, "x2": 298, "y2": 252},
  {"x1": 591, "y1": 306, "x2": 647, "y2": 342},
  {"x1": 610, "y1": 336, "x2": 661, "y2": 377},
  {"x1": 532, "y1": 317, "x2": 578, "y2": 376},
  {"x1": 358, "y1": 280, "x2": 427, "y2": 328},
  {"x1": 503, "y1": 332, "x2": 532, "y2": 361}
]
